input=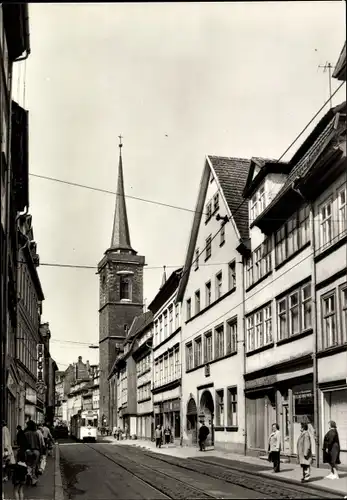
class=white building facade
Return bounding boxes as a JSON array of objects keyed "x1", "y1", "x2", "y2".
[
  {"x1": 134, "y1": 320, "x2": 153, "y2": 440},
  {"x1": 177, "y1": 156, "x2": 250, "y2": 453}
]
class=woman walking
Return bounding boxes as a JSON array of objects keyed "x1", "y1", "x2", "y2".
[
  {"x1": 297, "y1": 422, "x2": 312, "y2": 482},
  {"x1": 268, "y1": 423, "x2": 281, "y2": 473},
  {"x1": 323, "y1": 420, "x2": 340, "y2": 480},
  {"x1": 164, "y1": 427, "x2": 171, "y2": 446}
]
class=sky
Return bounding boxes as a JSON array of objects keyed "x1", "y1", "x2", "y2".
[{"x1": 12, "y1": 2, "x2": 346, "y2": 371}]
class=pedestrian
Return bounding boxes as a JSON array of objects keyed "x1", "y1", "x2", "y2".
[
  {"x1": 297, "y1": 422, "x2": 312, "y2": 482},
  {"x1": 12, "y1": 449, "x2": 28, "y2": 500},
  {"x1": 198, "y1": 421, "x2": 209, "y2": 452},
  {"x1": 268, "y1": 423, "x2": 281, "y2": 473},
  {"x1": 37, "y1": 424, "x2": 47, "y2": 474},
  {"x1": 155, "y1": 425, "x2": 162, "y2": 448},
  {"x1": 16, "y1": 426, "x2": 28, "y2": 454},
  {"x1": 323, "y1": 420, "x2": 340, "y2": 480},
  {"x1": 2, "y1": 420, "x2": 15, "y2": 481},
  {"x1": 42, "y1": 423, "x2": 54, "y2": 457},
  {"x1": 164, "y1": 427, "x2": 171, "y2": 447},
  {"x1": 24, "y1": 420, "x2": 41, "y2": 485}
]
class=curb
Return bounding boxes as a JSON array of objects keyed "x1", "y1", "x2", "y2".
[{"x1": 54, "y1": 444, "x2": 65, "y2": 500}]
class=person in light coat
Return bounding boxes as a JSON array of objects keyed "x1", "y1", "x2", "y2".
[
  {"x1": 268, "y1": 423, "x2": 281, "y2": 473},
  {"x1": 297, "y1": 422, "x2": 312, "y2": 482}
]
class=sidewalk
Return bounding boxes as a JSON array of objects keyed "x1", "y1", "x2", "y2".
[
  {"x1": 103, "y1": 436, "x2": 347, "y2": 497},
  {"x1": 3, "y1": 449, "x2": 57, "y2": 500}
]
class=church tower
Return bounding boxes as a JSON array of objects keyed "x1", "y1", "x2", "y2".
[{"x1": 98, "y1": 137, "x2": 145, "y2": 427}]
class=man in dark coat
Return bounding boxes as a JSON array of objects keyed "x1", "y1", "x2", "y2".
[
  {"x1": 198, "y1": 422, "x2": 209, "y2": 451},
  {"x1": 16, "y1": 425, "x2": 28, "y2": 453}
]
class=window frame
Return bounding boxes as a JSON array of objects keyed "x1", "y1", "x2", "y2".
[
  {"x1": 194, "y1": 336, "x2": 202, "y2": 367},
  {"x1": 206, "y1": 235, "x2": 212, "y2": 260},
  {"x1": 340, "y1": 284, "x2": 347, "y2": 344},
  {"x1": 220, "y1": 224, "x2": 225, "y2": 246},
  {"x1": 205, "y1": 281, "x2": 212, "y2": 307},
  {"x1": 215, "y1": 389, "x2": 224, "y2": 427},
  {"x1": 204, "y1": 331, "x2": 213, "y2": 363},
  {"x1": 226, "y1": 317, "x2": 237, "y2": 354},
  {"x1": 246, "y1": 303, "x2": 273, "y2": 353},
  {"x1": 195, "y1": 289, "x2": 201, "y2": 315},
  {"x1": 228, "y1": 260, "x2": 236, "y2": 290},
  {"x1": 320, "y1": 197, "x2": 333, "y2": 249},
  {"x1": 195, "y1": 248, "x2": 199, "y2": 271},
  {"x1": 321, "y1": 291, "x2": 337, "y2": 349},
  {"x1": 338, "y1": 185, "x2": 347, "y2": 236},
  {"x1": 205, "y1": 201, "x2": 212, "y2": 222},
  {"x1": 214, "y1": 323, "x2": 224, "y2": 359},
  {"x1": 227, "y1": 386, "x2": 238, "y2": 427},
  {"x1": 215, "y1": 271, "x2": 223, "y2": 300},
  {"x1": 186, "y1": 298, "x2": 192, "y2": 321}
]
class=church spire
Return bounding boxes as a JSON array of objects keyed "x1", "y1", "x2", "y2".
[{"x1": 109, "y1": 136, "x2": 134, "y2": 253}]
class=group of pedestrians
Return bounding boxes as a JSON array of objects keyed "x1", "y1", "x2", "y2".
[
  {"x1": 2, "y1": 419, "x2": 54, "y2": 500},
  {"x1": 155, "y1": 425, "x2": 172, "y2": 447},
  {"x1": 268, "y1": 420, "x2": 341, "y2": 482}
]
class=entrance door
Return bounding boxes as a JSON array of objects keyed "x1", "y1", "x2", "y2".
[{"x1": 282, "y1": 403, "x2": 291, "y2": 455}]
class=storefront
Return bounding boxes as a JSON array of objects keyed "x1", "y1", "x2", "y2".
[
  {"x1": 162, "y1": 398, "x2": 180, "y2": 439},
  {"x1": 320, "y1": 384, "x2": 347, "y2": 466},
  {"x1": 136, "y1": 414, "x2": 153, "y2": 440},
  {"x1": 245, "y1": 388, "x2": 276, "y2": 452}
]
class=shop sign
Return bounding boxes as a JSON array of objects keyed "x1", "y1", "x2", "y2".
[
  {"x1": 172, "y1": 399, "x2": 180, "y2": 412},
  {"x1": 245, "y1": 374, "x2": 277, "y2": 390},
  {"x1": 163, "y1": 401, "x2": 171, "y2": 413},
  {"x1": 294, "y1": 389, "x2": 313, "y2": 404},
  {"x1": 37, "y1": 344, "x2": 44, "y2": 381}
]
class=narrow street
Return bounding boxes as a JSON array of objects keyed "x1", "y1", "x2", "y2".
[{"x1": 58, "y1": 441, "x2": 340, "y2": 500}]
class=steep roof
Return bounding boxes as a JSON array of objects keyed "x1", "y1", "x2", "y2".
[
  {"x1": 208, "y1": 156, "x2": 251, "y2": 241},
  {"x1": 333, "y1": 41, "x2": 346, "y2": 81},
  {"x1": 176, "y1": 156, "x2": 250, "y2": 303}
]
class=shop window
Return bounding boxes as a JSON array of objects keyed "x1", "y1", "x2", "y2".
[
  {"x1": 194, "y1": 336, "x2": 202, "y2": 367},
  {"x1": 323, "y1": 388, "x2": 347, "y2": 455},
  {"x1": 322, "y1": 292, "x2": 337, "y2": 349},
  {"x1": 195, "y1": 290, "x2": 200, "y2": 315},
  {"x1": 216, "y1": 389, "x2": 224, "y2": 426},
  {"x1": 214, "y1": 324, "x2": 224, "y2": 359},
  {"x1": 205, "y1": 281, "x2": 211, "y2": 307},
  {"x1": 226, "y1": 318, "x2": 237, "y2": 354},
  {"x1": 227, "y1": 387, "x2": 237, "y2": 427},
  {"x1": 186, "y1": 343, "x2": 193, "y2": 371},
  {"x1": 204, "y1": 331, "x2": 212, "y2": 363}
]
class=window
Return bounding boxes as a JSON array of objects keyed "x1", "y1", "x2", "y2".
[
  {"x1": 320, "y1": 200, "x2": 332, "y2": 247},
  {"x1": 186, "y1": 299, "x2": 192, "y2": 320},
  {"x1": 169, "y1": 306, "x2": 173, "y2": 334},
  {"x1": 194, "y1": 336, "x2": 202, "y2": 367},
  {"x1": 228, "y1": 261, "x2": 236, "y2": 290},
  {"x1": 246, "y1": 304, "x2": 273, "y2": 353},
  {"x1": 213, "y1": 193, "x2": 219, "y2": 212},
  {"x1": 204, "y1": 332, "x2": 212, "y2": 363},
  {"x1": 227, "y1": 387, "x2": 237, "y2": 427},
  {"x1": 338, "y1": 186, "x2": 347, "y2": 235},
  {"x1": 340, "y1": 286, "x2": 347, "y2": 344},
  {"x1": 215, "y1": 324, "x2": 224, "y2": 359},
  {"x1": 215, "y1": 271, "x2": 222, "y2": 299},
  {"x1": 205, "y1": 202, "x2": 212, "y2": 222},
  {"x1": 301, "y1": 284, "x2": 312, "y2": 331},
  {"x1": 250, "y1": 185, "x2": 266, "y2": 223},
  {"x1": 226, "y1": 318, "x2": 237, "y2": 354},
  {"x1": 159, "y1": 316, "x2": 163, "y2": 342},
  {"x1": 216, "y1": 389, "x2": 224, "y2": 427},
  {"x1": 247, "y1": 238, "x2": 272, "y2": 288},
  {"x1": 120, "y1": 275, "x2": 131, "y2": 300},
  {"x1": 250, "y1": 193, "x2": 258, "y2": 222},
  {"x1": 163, "y1": 311, "x2": 168, "y2": 338},
  {"x1": 195, "y1": 249, "x2": 199, "y2": 270},
  {"x1": 322, "y1": 293, "x2": 337, "y2": 349},
  {"x1": 175, "y1": 303, "x2": 180, "y2": 329},
  {"x1": 195, "y1": 290, "x2": 200, "y2": 315},
  {"x1": 258, "y1": 186, "x2": 265, "y2": 213},
  {"x1": 275, "y1": 205, "x2": 310, "y2": 266},
  {"x1": 220, "y1": 225, "x2": 225, "y2": 246},
  {"x1": 186, "y1": 343, "x2": 193, "y2": 371},
  {"x1": 206, "y1": 235, "x2": 212, "y2": 260},
  {"x1": 277, "y1": 282, "x2": 312, "y2": 341},
  {"x1": 205, "y1": 281, "x2": 211, "y2": 307}
]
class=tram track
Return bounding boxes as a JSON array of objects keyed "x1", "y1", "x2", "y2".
[{"x1": 84, "y1": 443, "x2": 247, "y2": 499}]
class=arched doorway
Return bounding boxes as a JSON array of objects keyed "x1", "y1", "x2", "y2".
[
  {"x1": 186, "y1": 397, "x2": 198, "y2": 444},
  {"x1": 199, "y1": 390, "x2": 214, "y2": 447}
]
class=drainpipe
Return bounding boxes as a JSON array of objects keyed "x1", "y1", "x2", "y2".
[
  {"x1": 241, "y1": 252, "x2": 247, "y2": 456},
  {"x1": 292, "y1": 181, "x2": 319, "y2": 467}
]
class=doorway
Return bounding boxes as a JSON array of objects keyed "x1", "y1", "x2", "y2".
[
  {"x1": 199, "y1": 390, "x2": 214, "y2": 447},
  {"x1": 186, "y1": 397, "x2": 198, "y2": 444}
]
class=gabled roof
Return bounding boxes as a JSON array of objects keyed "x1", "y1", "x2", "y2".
[
  {"x1": 148, "y1": 267, "x2": 183, "y2": 314},
  {"x1": 333, "y1": 41, "x2": 346, "y2": 81},
  {"x1": 125, "y1": 311, "x2": 153, "y2": 343},
  {"x1": 176, "y1": 155, "x2": 250, "y2": 303}
]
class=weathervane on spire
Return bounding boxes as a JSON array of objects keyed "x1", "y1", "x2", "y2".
[{"x1": 118, "y1": 134, "x2": 123, "y2": 151}]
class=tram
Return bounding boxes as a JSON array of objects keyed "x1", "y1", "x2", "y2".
[{"x1": 70, "y1": 410, "x2": 98, "y2": 442}]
